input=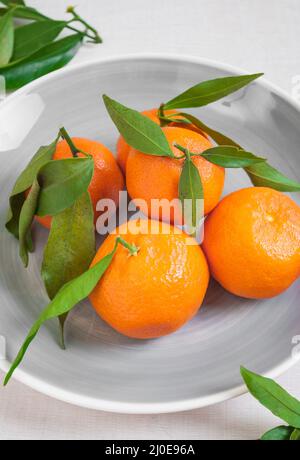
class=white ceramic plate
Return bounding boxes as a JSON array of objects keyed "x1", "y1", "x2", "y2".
[{"x1": 0, "y1": 55, "x2": 299, "y2": 414}]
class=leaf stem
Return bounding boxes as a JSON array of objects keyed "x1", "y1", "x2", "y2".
[
  {"x1": 67, "y1": 6, "x2": 102, "y2": 43},
  {"x1": 116, "y1": 236, "x2": 139, "y2": 257}
]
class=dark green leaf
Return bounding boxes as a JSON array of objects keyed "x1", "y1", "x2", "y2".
[
  {"x1": 103, "y1": 95, "x2": 173, "y2": 157},
  {"x1": 261, "y1": 425, "x2": 294, "y2": 440},
  {"x1": 0, "y1": 9, "x2": 14, "y2": 66},
  {"x1": 0, "y1": 33, "x2": 82, "y2": 90},
  {"x1": 12, "y1": 20, "x2": 66, "y2": 61},
  {"x1": 241, "y1": 367, "x2": 300, "y2": 428},
  {"x1": 178, "y1": 112, "x2": 242, "y2": 148},
  {"x1": 201, "y1": 146, "x2": 265, "y2": 168},
  {"x1": 18, "y1": 179, "x2": 40, "y2": 267},
  {"x1": 290, "y1": 428, "x2": 300, "y2": 440},
  {"x1": 41, "y1": 192, "x2": 96, "y2": 348},
  {"x1": 4, "y1": 237, "x2": 121, "y2": 386},
  {"x1": 6, "y1": 136, "x2": 59, "y2": 239},
  {"x1": 36, "y1": 157, "x2": 94, "y2": 217},
  {"x1": 246, "y1": 162, "x2": 300, "y2": 192},
  {"x1": 164, "y1": 73, "x2": 263, "y2": 110},
  {"x1": 179, "y1": 157, "x2": 203, "y2": 231}
]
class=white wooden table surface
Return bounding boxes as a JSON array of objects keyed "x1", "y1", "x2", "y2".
[{"x1": 0, "y1": 0, "x2": 299, "y2": 440}]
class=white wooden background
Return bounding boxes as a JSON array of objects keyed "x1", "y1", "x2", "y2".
[{"x1": 0, "y1": 0, "x2": 300, "y2": 440}]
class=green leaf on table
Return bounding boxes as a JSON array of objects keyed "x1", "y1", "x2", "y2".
[
  {"x1": 201, "y1": 146, "x2": 266, "y2": 168},
  {"x1": 241, "y1": 367, "x2": 300, "y2": 429},
  {"x1": 0, "y1": 5, "x2": 50, "y2": 21},
  {"x1": 41, "y1": 192, "x2": 96, "y2": 348},
  {"x1": 4, "y1": 237, "x2": 122, "y2": 386},
  {"x1": 164, "y1": 73, "x2": 263, "y2": 109},
  {"x1": 0, "y1": 33, "x2": 83, "y2": 90},
  {"x1": 36, "y1": 157, "x2": 94, "y2": 217},
  {"x1": 178, "y1": 112, "x2": 242, "y2": 148},
  {"x1": 103, "y1": 95, "x2": 173, "y2": 157},
  {"x1": 0, "y1": 9, "x2": 14, "y2": 66},
  {"x1": 261, "y1": 425, "x2": 294, "y2": 441},
  {"x1": 179, "y1": 157, "x2": 203, "y2": 232},
  {"x1": 12, "y1": 20, "x2": 67, "y2": 62},
  {"x1": 246, "y1": 162, "x2": 300, "y2": 192},
  {"x1": 18, "y1": 179, "x2": 40, "y2": 267},
  {"x1": 6, "y1": 136, "x2": 59, "y2": 239},
  {"x1": 290, "y1": 428, "x2": 300, "y2": 440}
]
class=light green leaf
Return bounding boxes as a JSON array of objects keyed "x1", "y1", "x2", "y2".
[
  {"x1": 178, "y1": 112, "x2": 242, "y2": 148},
  {"x1": 0, "y1": 9, "x2": 14, "y2": 66},
  {"x1": 201, "y1": 146, "x2": 265, "y2": 168},
  {"x1": 12, "y1": 20, "x2": 66, "y2": 62},
  {"x1": 0, "y1": 5, "x2": 49, "y2": 21},
  {"x1": 4, "y1": 237, "x2": 122, "y2": 386},
  {"x1": 0, "y1": 33, "x2": 82, "y2": 90},
  {"x1": 290, "y1": 428, "x2": 300, "y2": 440},
  {"x1": 246, "y1": 162, "x2": 300, "y2": 192},
  {"x1": 103, "y1": 95, "x2": 173, "y2": 157},
  {"x1": 241, "y1": 367, "x2": 300, "y2": 429},
  {"x1": 164, "y1": 73, "x2": 263, "y2": 109}
]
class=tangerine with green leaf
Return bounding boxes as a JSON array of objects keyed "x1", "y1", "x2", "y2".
[
  {"x1": 89, "y1": 219, "x2": 209, "y2": 339},
  {"x1": 126, "y1": 126, "x2": 225, "y2": 223},
  {"x1": 116, "y1": 107, "x2": 208, "y2": 173},
  {"x1": 36, "y1": 137, "x2": 124, "y2": 228}
]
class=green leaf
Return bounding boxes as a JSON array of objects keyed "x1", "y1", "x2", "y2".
[
  {"x1": 0, "y1": 9, "x2": 14, "y2": 66},
  {"x1": 179, "y1": 113, "x2": 300, "y2": 192},
  {"x1": 201, "y1": 146, "x2": 266, "y2": 168},
  {"x1": 246, "y1": 162, "x2": 300, "y2": 192},
  {"x1": 12, "y1": 20, "x2": 67, "y2": 62},
  {"x1": 18, "y1": 179, "x2": 40, "y2": 267},
  {"x1": 164, "y1": 73, "x2": 263, "y2": 110},
  {"x1": 4, "y1": 237, "x2": 121, "y2": 386},
  {"x1": 0, "y1": 1, "x2": 25, "y2": 5},
  {"x1": 0, "y1": 33, "x2": 82, "y2": 90},
  {"x1": 6, "y1": 136, "x2": 59, "y2": 239},
  {"x1": 178, "y1": 112, "x2": 242, "y2": 148},
  {"x1": 103, "y1": 95, "x2": 173, "y2": 157},
  {"x1": 36, "y1": 157, "x2": 94, "y2": 217},
  {"x1": 0, "y1": 5, "x2": 49, "y2": 21},
  {"x1": 179, "y1": 156, "x2": 203, "y2": 231},
  {"x1": 41, "y1": 192, "x2": 96, "y2": 348},
  {"x1": 290, "y1": 428, "x2": 300, "y2": 440},
  {"x1": 261, "y1": 425, "x2": 294, "y2": 441},
  {"x1": 241, "y1": 367, "x2": 300, "y2": 428}
]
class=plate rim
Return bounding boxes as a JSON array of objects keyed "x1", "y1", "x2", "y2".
[{"x1": 1, "y1": 53, "x2": 300, "y2": 414}]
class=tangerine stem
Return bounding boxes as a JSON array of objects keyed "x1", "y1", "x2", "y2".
[
  {"x1": 116, "y1": 236, "x2": 139, "y2": 257},
  {"x1": 60, "y1": 127, "x2": 78, "y2": 158}
]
